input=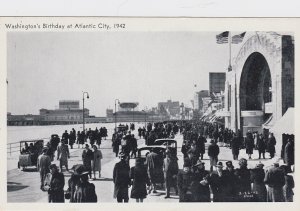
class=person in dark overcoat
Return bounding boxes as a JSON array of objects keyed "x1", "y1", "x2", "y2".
[
  {"x1": 48, "y1": 164, "x2": 65, "y2": 203},
  {"x1": 280, "y1": 165, "x2": 294, "y2": 202},
  {"x1": 73, "y1": 165, "x2": 98, "y2": 203},
  {"x1": 113, "y1": 152, "x2": 131, "y2": 203},
  {"x1": 208, "y1": 140, "x2": 220, "y2": 172},
  {"x1": 197, "y1": 134, "x2": 206, "y2": 160},
  {"x1": 224, "y1": 161, "x2": 238, "y2": 201},
  {"x1": 264, "y1": 162, "x2": 285, "y2": 202},
  {"x1": 163, "y1": 151, "x2": 179, "y2": 198},
  {"x1": 210, "y1": 162, "x2": 231, "y2": 202},
  {"x1": 146, "y1": 149, "x2": 164, "y2": 193},
  {"x1": 130, "y1": 158, "x2": 150, "y2": 202},
  {"x1": 235, "y1": 158, "x2": 251, "y2": 199},
  {"x1": 250, "y1": 162, "x2": 267, "y2": 202},
  {"x1": 245, "y1": 131, "x2": 255, "y2": 159},
  {"x1": 82, "y1": 144, "x2": 93, "y2": 179},
  {"x1": 266, "y1": 133, "x2": 276, "y2": 158},
  {"x1": 284, "y1": 139, "x2": 294, "y2": 170},
  {"x1": 191, "y1": 160, "x2": 210, "y2": 202},
  {"x1": 177, "y1": 158, "x2": 195, "y2": 202},
  {"x1": 256, "y1": 134, "x2": 266, "y2": 159},
  {"x1": 231, "y1": 133, "x2": 241, "y2": 160}
]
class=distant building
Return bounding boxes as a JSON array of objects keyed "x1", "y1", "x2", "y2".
[
  {"x1": 194, "y1": 90, "x2": 210, "y2": 111},
  {"x1": 157, "y1": 100, "x2": 180, "y2": 117},
  {"x1": 59, "y1": 100, "x2": 80, "y2": 110},
  {"x1": 209, "y1": 72, "x2": 226, "y2": 94},
  {"x1": 106, "y1": 109, "x2": 114, "y2": 117},
  {"x1": 39, "y1": 108, "x2": 89, "y2": 124}
]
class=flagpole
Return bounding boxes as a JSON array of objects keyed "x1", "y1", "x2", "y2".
[{"x1": 229, "y1": 31, "x2": 232, "y2": 69}]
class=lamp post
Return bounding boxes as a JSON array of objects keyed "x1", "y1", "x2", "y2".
[
  {"x1": 114, "y1": 99, "x2": 120, "y2": 132},
  {"x1": 82, "y1": 91, "x2": 89, "y2": 132}
]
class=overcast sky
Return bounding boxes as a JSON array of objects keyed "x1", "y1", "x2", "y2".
[{"x1": 7, "y1": 31, "x2": 242, "y2": 116}]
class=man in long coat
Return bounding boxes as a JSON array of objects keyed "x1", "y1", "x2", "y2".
[
  {"x1": 245, "y1": 131, "x2": 255, "y2": 159},
  {"x1": 37, "y1": 148, "x2": 51, "y2": 190},
  {"x1": 177, "y1": 158, "x2": 194, "y2": 202},
  {"x1": 191, "y1": 160, "x2": 210, "y2": 202},
  {"x1": 235, "y1": 158, "x2": 251, "y2": 200},
  {"x1": 231, "y1": 133, "x2": 241, "y2": 160},
  {"x1": 208, "y1": 140, "x2": 220, "y2": 172},
  {"x1": 163, "y1": 151, "x2": 179, "y2": 198},
  {"x1": 48, "y1": 164, "x2": 65, "y2": 203},
  {"x1": 197, "y1": 134, "x2": 206, "y2": 160},
  {"x1": 284, "y1": 138, "x2": 294, "y2": 170},
  {"x1": 57, "y1": 140, "x2": 70, "y2": 171},
  {"x1": 113, "y1": 152, "x2": 131, "y2": 202},
  {"x1": 267, "y1": 133, "x2": 276, "y2": 158},
  {"x1": 264, "y1": 163, "x2": 285, "y2": 202}
]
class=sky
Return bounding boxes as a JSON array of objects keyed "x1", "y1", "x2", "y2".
[{"x1": 7, "y1": 31, "x2": 239, "y2": 116}]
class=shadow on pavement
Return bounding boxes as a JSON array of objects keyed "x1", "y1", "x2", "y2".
[{"x1": 7, "y1": 182, "x2": 29, "y2": 192}]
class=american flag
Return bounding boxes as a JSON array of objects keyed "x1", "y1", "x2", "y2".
[
  {"x1": 216, "y1": 31, "x2": 229, "y2": 44},
  {"x1": 232, "y1": 32, "x2": 246, "y2": 44}
]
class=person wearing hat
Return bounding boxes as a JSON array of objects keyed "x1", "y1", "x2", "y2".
[
  {"x1": 57, "y1": 139, "x2": 70, "y2": 172},
  {"x1": 266, "y1": 133, "x2": 276, "y2": 159},
  {"x1": 146, "y1": 148, "x2": 164, "y2": 194},
  {"x1": 113, "y1": 152, "x2": 131, "y2": 202},
  {"x1": 197, "y1": 133, "x2": 206, "y2": 160},
  {"x1": 250, "y1": 162, "x2": 267, "y2": 202},
  {"x1": 82, "y1": 144, "x2": 93, "y2": 179},
  {"x1": 163, "y1": 150, "x2": 179, "y2": 198},
  {"x1": 264, "y1": 162, "x2": 285, "y2": 202},
  {"x1": 48, "y1": 164, "x2": 65, "y2": 203},
  {"x1": 245, "y1": 131, "x2": 255, "y2": 159},
  {"x1": 235, "y1": 158, "x2": 251, "y2": 200},
  {"x1": 73, "y1": 166, "x2": 98, "y2": 203},
  {"x1": 208, "y1": 139, "x2": 220, "y2": 172},
  {"x1": 210, "y1": 161, "x2": 230, "y2": 202},
  {"x1": 191, "y1": 160, "x2": 210, "y2": 202},
  {"x1": 223, "y1": 161, "x2": 238, "y2": 201},
  {"x1": 129, "y1": 158, "x2": 150, "y2": 202},
  {"x1": 177, "y1": 158, "x2": 195, "y2": 202},
  {"x1": 66, "y1": 164, "x2": 82, "y2": 203},
  {"x1": 37, "y1": 147, "x2": 52, "y2": 190}
]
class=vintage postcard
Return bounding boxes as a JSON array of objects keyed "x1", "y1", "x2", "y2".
[{"x1": 0, "y1": 17, "x2": 299, "y2": 210}]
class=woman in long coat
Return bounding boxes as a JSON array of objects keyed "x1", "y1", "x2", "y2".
[
  {"x1": 48, "y1": 164, "x2": 65, "y2": 203},
  {"x1": 92, "y1": 145, "x2": 103, "y2": 179},
  {"x1": 250, "y1": 163, "x2": 267, "y2": 202},
  {"x1": 57, "y1": 140, "x2": 70, "y2": 171},
  {"x1": 82, "y1": 144, "x2": 93, "y2": 179},
  {"x1": 284, "y1": 139, "x2": 294, "y2": 169},
  {"x1": 130, "y1": 158, "x2": 150, "y2": 202}
]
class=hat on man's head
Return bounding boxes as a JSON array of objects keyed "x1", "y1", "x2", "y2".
[
  {"x1": 226, "y1": 161, "x2": 234, "y2": 168},
  {"x1": 49, "y1": 164, "x2": 58, "y2": 170},
  {"x1": 239, "y1": 158, "x2": 248, "y2": 166},
  {"x1": 72, "y1": 164, "x2": 88, "y2": 176},
  {"x1": 85, "y1": 144, "x2": 89, "y2": 148},
  {"x1": 119, "y1": 152, "x2": 126, "y2": 158},
  {"x1": 215, "y1": 162, "x2": 223, "y2": 168},
  {"x1": 255, "y1": 162, "x2": 264, "y2": 168},
  {"x1": 183, "y1": 158, "x2": 192, "y2": 167}
]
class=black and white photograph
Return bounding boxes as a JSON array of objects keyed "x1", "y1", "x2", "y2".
[{"x1": 2, "y1": 18, "x2": 296, "y2": 205}]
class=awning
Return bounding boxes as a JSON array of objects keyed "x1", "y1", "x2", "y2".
[
  {"x1": 262, "y1": 114, "x2": 274, "y2": 129},
  {"x1": 270, "y1": 107, "x2": 294, "y2": 135}
]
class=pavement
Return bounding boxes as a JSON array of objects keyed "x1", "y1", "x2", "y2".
[{"x1": 7, "y1": 132, "x2": 285, "y2": 203}]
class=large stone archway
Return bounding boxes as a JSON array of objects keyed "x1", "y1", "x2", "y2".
[{"x1": 225, "y1": 32, "x2": 283, "y2": 135}]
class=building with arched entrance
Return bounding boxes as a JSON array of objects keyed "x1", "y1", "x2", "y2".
[{"x1": 224, "y1": 32, "x2": 294, "y2": 153}]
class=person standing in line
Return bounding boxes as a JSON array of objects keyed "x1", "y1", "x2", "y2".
[
  {"x1": 92, "y1": 145, "x2": 103, "y2": 179},
  {"x1": 130, "y1": 158, "x2": 150, "y2": 203},
  {"x1": 264, "y1": 162, "x2": 285, "y2": 202},
  {"x1": 37, "y1": 148, "x2": 51, "y2": 190},
  {"x1": 250, "y1": 162, "x2": 267, "y2": 202},
  {"x1": 224, "y1": 161, "x2": 238, "y2": 201},
  {"x1": 82, "y1": 144, "x2": 93, "y2": 179},
  {"x1": 57, "y1": 140, "x2": 70, "y2": 172},
  {"x1": 113, "y1": 152, "x2": 131, "y2": 203},
  {"x1": 208, "y1": 140, "x2": 220, "y2": 172},
  {"x1": 62, "y1": 130, "x2": 69, "y2": 145},
  {"x1": 231, "y1": 133, "x2": 241, "y2": 160},
  {"x1": 245, "y1": 131, "x2": 255, "y2": 159},
  {"x1": 48, "y1": 164, "x2": 65, "y2": 203},
  {"x1": 256, "y1": 134, "x2": 266, "y2": 159},
  {"x1": 163, "y1": 150, "x2": 179, "y2": 198},
  {"x1": 267, "y1": 133, "x2": 276, "y2": 158}
]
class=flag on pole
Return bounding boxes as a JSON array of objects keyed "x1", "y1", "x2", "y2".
[
  {"x1": 216, "y1": 31, "x2": 229, "y2": 44},
  {"x1": 232, "y1": 32, "x2": 246, "y2": 44}
]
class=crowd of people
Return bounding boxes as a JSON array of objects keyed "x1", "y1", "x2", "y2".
[{"x1": 33, "y1": 119, "x2": 294, "y2": 203}]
